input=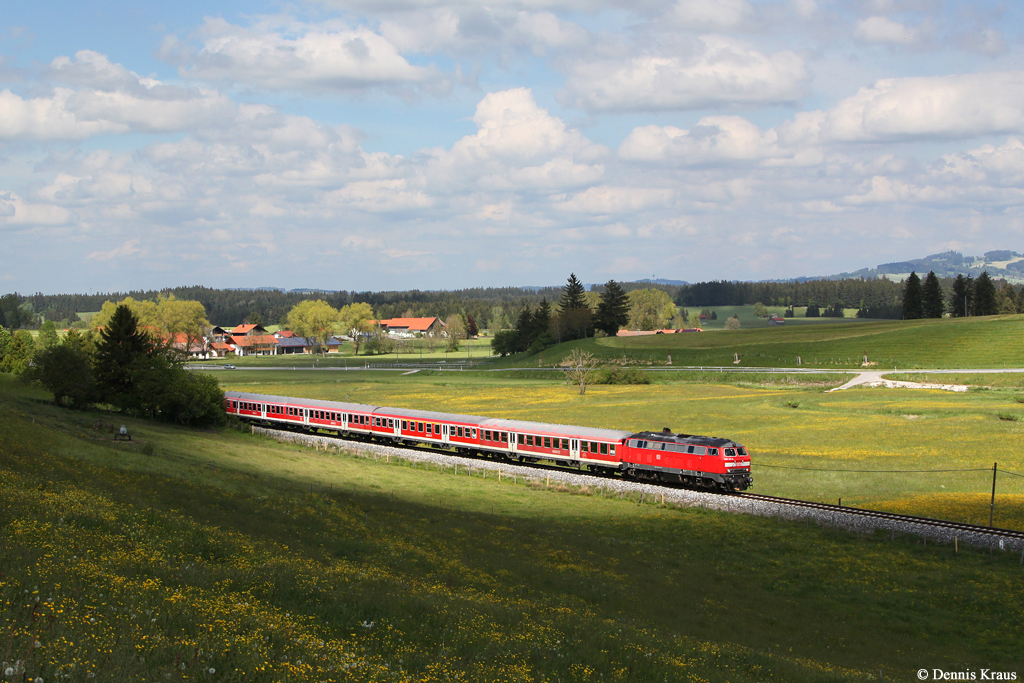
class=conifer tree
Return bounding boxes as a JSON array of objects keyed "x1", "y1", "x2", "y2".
[
  {"x1": 558, "y1": 273, "x2": 588, "y2": 311},
  {"x1": 973, "y1": 271, "x2": 998, "y2": 316},
  {"x1": 94, "y1": 304, "x2": 155, "y2": 411},
  {"x1": 950, "y1": 275, "x2": 973, "y2": 317},
  {"x1": 922, "y1": 271, "x2": 945, "y2": 318},
  {"x1": 901, "y1": 271, "x2": 923, "y2": 319},
  {"x1": 594, "y1": 280, "x2": 630, "y2": 336}
]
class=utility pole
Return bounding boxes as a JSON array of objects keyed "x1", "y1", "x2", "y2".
[{"x1": 990, "y1": 462, "x2": 997, "y2": 527}]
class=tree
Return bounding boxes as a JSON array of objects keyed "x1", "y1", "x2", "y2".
[
  {"x1": 338, "y1": 302, "x2": 375, "y2": 355},
  {"x1": 513, "y1": 306, "x2": 534, "y2": 353},
  {"x1": 488, "y1": 306, "x2": 509, "y2": 332},
  {"x1": 627, "y1": 289, "x2": 677, "y2": 330},
  {"x1": 466, "y1": 314, "x2": 479, "y2": 338},
  {"x1": 0, "y1": 326, "x2": 10, "y2": 370},
  {"x1": 247, "y1": 310, "x2": 264, "y2": 326},
  {"x1": 287, "y1": 300, "x2": 339, "y2": 356},
  {"x1": 901, "y1": 272, "x2": 923, "y2": 319},
  {"x1": 950, "y1": 274, "x2": 973, "y2": 317},
  {"x1": 2, "y1": 329, "x2": 35, "y2": 375},
  {"x1": 364, "y1": 326, "x2": 395, "y2": 355},
  {"x1": 561, "y1": 348, "x2": 597, "y2": 395},
  {"x1": 922, "y1": 271, "x2": 945, "y2": 318},
  {"x1": 529, "y1": 300, "x2": 554, "y2": 353},
  {"x1": 491, "y1": 330, "x2": 517, "y2": 356},
  {"x1": 445, "y1": 314, "x2": 466, "y2": 352},
  {"x1": 91, "y1": 297, "x2": 160, "y2": 332},
  {"x1": 559, "y1": 273, "x2": 588, "y2": 311},
  {"x1": 752, "y1": 302, "x2": 769, "y2": 318},
  {"x1": 805, "y1": 304, "x2": 820, "y2": 317},
  {"x1": 724, "y1": 314, "x2": 741, "y2": 330},
  {"x1": 997, "y1": 282, "x2": 1018, "y2": 314},
  {"x1": 31, "y1": 340, "x2": 97, "y2": 409},
  {"x1": 158, "y1": 296, "x2": 210, "y2": 358},
  {"x1": 594, "y1": 280, "x2": 630, "y2": 337},
  {"x1": 973, "y1": 272, "x2": 998, "y2": 316},
  {"x1": 94, "y1": 305, "x2": 157, "y2": 411},
  {"x1": 38, "y1": 320, "x2": 60, "y2": 349}
]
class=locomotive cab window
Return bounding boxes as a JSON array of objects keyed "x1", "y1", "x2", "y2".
[{"x1": 725, "y1": 448, "x2": 736, "y2": 457}]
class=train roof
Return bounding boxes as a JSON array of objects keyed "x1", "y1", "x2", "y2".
[
  {"x1": 630, "y1": 431, "x2": 739, "y2": 448},
  {"x1": 373, "y1": 406, "x2": 491, "y2": 425},
  {"x1": 485, "y1": 418, "x2": 633, "y2": 441},
  {"x1": 226, "y1": 390, "x2": 379, "y2": 414},
  {"x1": 227, "y1": 390, "x2": 632, "y2": 441}
]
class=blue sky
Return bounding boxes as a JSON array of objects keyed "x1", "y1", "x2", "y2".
[{"x1": 2, "y1": 0, "x2": 1023, "y2": 293}]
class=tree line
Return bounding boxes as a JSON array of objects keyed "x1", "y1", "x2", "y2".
[{"x1": 901, "y1": 271, "x2": 1020, "y2": 318}]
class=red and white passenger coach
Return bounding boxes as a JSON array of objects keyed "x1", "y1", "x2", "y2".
[{"x1": 225, "y1": 391, "x2": 753, "y2": 491}]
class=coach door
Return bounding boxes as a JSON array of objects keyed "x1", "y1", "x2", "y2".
[
  {"x1": 570, "y1": 439, "x2": 580, "y2": 460},
  {"x1": 393, "y1": 419, "x2": 401, "y2": 437},
  {"x1": 441, "y1": 424, "x2": 450, "y2": 445}
]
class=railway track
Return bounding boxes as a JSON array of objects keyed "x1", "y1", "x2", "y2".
[
  {"x1": 734, "y1": 492, "x2": 1024, "y2": 542},
  {"x1": 254, "y1": 424, "x2": 1024, "y2": 549}
]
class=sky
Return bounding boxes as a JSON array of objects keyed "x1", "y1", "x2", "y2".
[{"x1": 2, "y1": 0, "x2": 1023, "y2": 294}]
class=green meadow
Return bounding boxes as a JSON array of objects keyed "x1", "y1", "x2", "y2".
[
  {"x1": 485, "y1": 314, "x2": 1024, "y2": 369},
  {"x1": 215, "y1": 366, "x2": 1024, "y2": 531},
  {"x1": 2, "y1": 373, "x2": 1023, "y2": 683}
]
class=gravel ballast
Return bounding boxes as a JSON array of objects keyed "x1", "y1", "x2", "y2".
[{"x1": 252, "y1": 426, "x2": 1024, "y2": 554}]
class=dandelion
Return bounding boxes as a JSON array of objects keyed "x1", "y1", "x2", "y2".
[
  {"x1": 4, "y1": 668, "x2": 14, "y2": 677},
  {"x1": 207, "y1": 668, "x2": 215, "y2": 674}
]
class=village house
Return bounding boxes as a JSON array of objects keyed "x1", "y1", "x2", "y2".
[{"x1": 376, "y1": 317, "x2": 446, "y2": 338}]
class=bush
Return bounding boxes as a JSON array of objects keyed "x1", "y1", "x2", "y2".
[{"x1": 593, "y1": 366, "x2": 651, "y2": 385}]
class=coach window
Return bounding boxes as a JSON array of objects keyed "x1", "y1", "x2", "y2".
[
  {"x1": 561, "y1": 438, "x2": 568, "y2": 449},
  {"x1": 502, "y1": 433, "x2": 508, "y2": 443},
  {"x1": 415, "y1": 422, "x2": 422, "y2": 432},
  {"x1": 472, "y1": 428, "x2": 477, "y2": 438},
  {"x1": 590, "y1": 442, "x2": 598, "y2": 453},
  {"x1": 526, "y1": 435, "x2": 533, "y2": 446},
  {"x1": 425, "y1": 423, "x2": 432, "y2": 435},
  {"x1": 600, "y1": 443, "x2": 608, "y2": 455},
  {"x1": 455, "y1": 426, "x2": 462, "y2": 437},
  {"x1": 434, "y1": 424, "x2": 440, "y2": 435},
  {"x1": 543, "y1": 437, "x2": 551, "y2": 448}
]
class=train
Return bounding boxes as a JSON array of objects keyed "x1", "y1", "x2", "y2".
[{"x1": 225, "y1": 391, "x2": 753, "y2": 491}]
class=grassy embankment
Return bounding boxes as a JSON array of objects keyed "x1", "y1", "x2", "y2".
[
  {"x1": 482, "y1": 314, "x2": 1024, "y2": 369},
  {"x1": 216, "y1": 366, "x2": 1024, "y2": 531},
  {"x1": 3, "y1": 374, "x2": 1024, "y2": 682}
]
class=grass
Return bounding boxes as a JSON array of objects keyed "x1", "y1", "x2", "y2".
[
  {"x1": 693, "y1": 305, "x2": 866, "y2": 330},
  {"x1": 3, "y1": 374, "x2": 1024, "y2": 682},
  {"x1": 213, "y1": 368, "x2": 1024, "y2": 530},
  {"x1": 483, "y1": 314, "x2": 1024, "y2": 370}
]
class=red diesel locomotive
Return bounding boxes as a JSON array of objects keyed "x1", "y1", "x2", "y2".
[{"x1": 225, "y1": 391, "x2": 753, "y2": 491}]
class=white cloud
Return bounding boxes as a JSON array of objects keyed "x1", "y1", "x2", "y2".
[
  {"x1": 854, "y1": 16, "x2": 923, "y2": 45},
  {"x1": 424, "y1": 87, "x2": 606, "y2": 191},
  {"x1": 0, "y1": 191, "x2": 75, "y2": 226},
  {"x1": 0, "y1": 51, "x2": 242, "y2": 141},
  {"x1": 561, "y1": 36, "x2": 805, "y2": 112},
  {"x1": 173, "y1": 18, "x2": 436, "y2": 92},
  {"x1": 778, "y1": 72, "x2": 1024, "y2": 144},
  {"x1": 668, "y1": 0, "x2": 753, "y2": 29},
  {"x1": 556, "y1": 186, "x2": 675, "y2": 213},
  {"x1": 380, "y1": 7, "x2": 587, "y2": 56},
  {"x1": 618, "y1": 116, "x2": 797, "y2": 165}
]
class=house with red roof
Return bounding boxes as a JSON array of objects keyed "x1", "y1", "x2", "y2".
[{"x1": 377, "y1": 317, "x2": 445, "y2": 337}]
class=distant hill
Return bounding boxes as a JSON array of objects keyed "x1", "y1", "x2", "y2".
[{"x1": 816, "y1": 250, "x2": 1024, "y2": 283}]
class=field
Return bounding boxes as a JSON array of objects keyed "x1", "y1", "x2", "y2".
[
  {"x1": 482, "y1": 314, "x2": 1024, "y2": 370},
  {"x1": 693, "y1": 305, "x2": 865, "y2": 330},
  {"x1": 2, "y1": 373, "x2": 1024, "y2": 683},
  {"x1": 202, "y1": 337, "x2": 496, "y2": 368},
  {"x1": 214, "y1": 368, "x2": 1024, "y2": 531}
]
